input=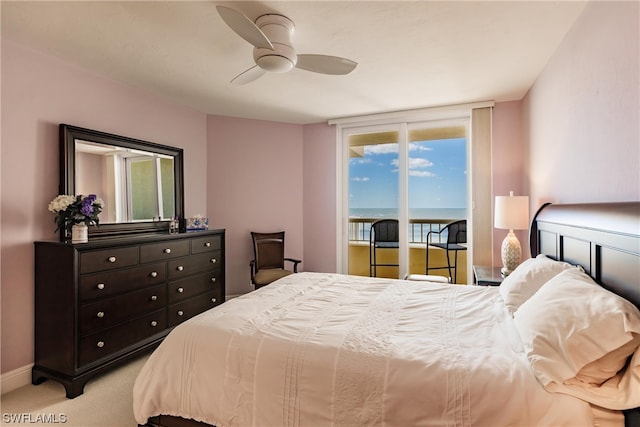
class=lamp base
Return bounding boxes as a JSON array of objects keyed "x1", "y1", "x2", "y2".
[{"x1": 501, "y1": 230, "x2": 522, "y2": 276}]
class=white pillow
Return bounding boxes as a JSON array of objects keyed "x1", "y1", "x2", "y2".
[
  {"x1": 514, "y1": 268, "x2": 640, "y2": 409},
  {"x1": 499, "y1": 254, "x2": 574, "y2": 314}
]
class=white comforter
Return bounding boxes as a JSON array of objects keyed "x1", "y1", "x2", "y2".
[{"x1": 133, "y1": 272, "x2": 594, "y2": 426}]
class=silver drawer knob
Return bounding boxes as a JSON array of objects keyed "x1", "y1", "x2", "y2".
[
  {"x1": 97, "y1": 341, "x2": 105, "y2": 348},
  {"x1": 204, "y1": 242, "x2": 211, "y2": 247},
  {"x1": 177, "y1": 310, "x2": 184, "y2": 316},
  {"x1": 150, "y1": 321, "x2": 158, "y2": 327},
  {"x1": 177, "y1": 265, "x2": 184, "y2": 271},
  {"x1": 211, "y1": 298, "x2": 217, "y2": 303},
  {"x1": 177, "y1": 287, "x2": 184, "y2": 293},
  {"x1": 108, "y1": 256, "x2": 116, "y2": 263},
  {"x1": 150, "y1": 295, "x2": 158, "y2": 301},
  {"x1": 97, "y1": 311, "x2": 105, "y2": 318},
  {"x1": 150, "y1": 271, "x2": 158, "y2": 278},
  {"x1": 164, "y1": 248, "x2": 171, "y2": 254},
  {"x1": 211, "y1": 277, "x2": 216, "y2": 283},
  {"x1": 210, "y1": 258, "x2": 217, "y2": 264},
  {"x1": 97, "y1": 283, "x2": 105, "y2": 290}
]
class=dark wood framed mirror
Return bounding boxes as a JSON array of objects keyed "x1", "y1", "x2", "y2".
[{"x1": 60, "y1": 124, "x2": 184, "y2": 240}]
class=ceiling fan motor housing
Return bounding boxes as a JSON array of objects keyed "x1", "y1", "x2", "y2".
[{"x1": 253, "y1": 14, "x2": 297, "y2": 73}]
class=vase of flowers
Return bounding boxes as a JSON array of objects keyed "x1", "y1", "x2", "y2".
[{"x1": 48, "y1": 194, "x2": 103, "y2": 243}]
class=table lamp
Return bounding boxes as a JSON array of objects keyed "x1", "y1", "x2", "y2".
[{"x1": 494, "y1": 191, "x2": 529, "y2": 276}]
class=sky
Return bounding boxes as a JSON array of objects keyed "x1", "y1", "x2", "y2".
[{"x1": 349, "y1": 137, "x2": 467, "y2": 211}]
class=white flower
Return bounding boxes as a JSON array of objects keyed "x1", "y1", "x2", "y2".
[{"x1": 48, "y1": 195, "x2": 76, "y2": 213}]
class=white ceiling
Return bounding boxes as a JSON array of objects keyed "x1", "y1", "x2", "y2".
[{"x1": 1, "y1": 1, "x2": 587, "y2": 124}]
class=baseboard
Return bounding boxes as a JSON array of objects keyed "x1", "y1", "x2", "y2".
[
  {"x1": 225, "y1": 293, "x2": 246, "y2": 300},
  {"x1": 1, "y1": 363, "x2": 33, "y2": 395}
]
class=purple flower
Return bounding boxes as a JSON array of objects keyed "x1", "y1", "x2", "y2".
[{"x1": 80, "y1": 199, "x2": 94, "y2": 216}]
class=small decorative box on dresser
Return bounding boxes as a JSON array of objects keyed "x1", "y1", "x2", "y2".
[{"x1": 33, "y1": 229, "x2": 225, "y2": 398}]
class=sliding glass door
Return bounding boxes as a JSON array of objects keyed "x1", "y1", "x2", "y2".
[
  {"x1": 407, "y1": 121, "x2": 468, "y2": 282},
  {"x1": 341, "y1": 118, "x2": 468, "y2": 282}
]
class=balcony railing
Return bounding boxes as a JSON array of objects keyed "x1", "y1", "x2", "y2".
[{"x1": 349, "y1": 218, "x2": 456, "y2": 244}]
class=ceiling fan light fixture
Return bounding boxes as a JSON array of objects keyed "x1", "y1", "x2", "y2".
[
  {"x1": 253, "y1": 44, "x2": 297, "y2": 73},
  {"x1": 256, "y1": 54, "x2": 295, "y2": 73}
]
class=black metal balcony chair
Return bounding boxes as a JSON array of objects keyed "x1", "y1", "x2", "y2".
[
  {"x1": 250, "y1": 231, "x2": 301, "y2": 289},
  {"x1": 425, "y1": 219, "x2": 467, "y2": 283},
  {"x1": 370, "y1": 219, "x2": 399, "y2": 277}
]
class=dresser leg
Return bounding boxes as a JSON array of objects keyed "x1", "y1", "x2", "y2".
[
  {"x1": 32, "y1": 367, "x2": 87, "y2": 398},
  {"x1": 31, "y1": 370, "x2": 48, "y2": 386},
  {"x1": 64, "y1": 380, "x2": 87, "y2": 399}
]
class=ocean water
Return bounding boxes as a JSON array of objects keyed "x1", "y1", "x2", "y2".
[{"x1": 349, "y1": 207, "x2": 466, "y2": 220}]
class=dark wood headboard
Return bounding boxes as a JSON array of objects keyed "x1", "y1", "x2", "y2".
[
  {"x1": 530, "y1": 201, "x2": 640, "y2": 308},
  {"x1": 529, "y1": 202, "x2": 640, "y2": 427}
]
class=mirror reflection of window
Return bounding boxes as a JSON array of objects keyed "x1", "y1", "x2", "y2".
[
  {"x1": 75, "y1": 140, "x2": 175, "y2": 223},
  {"x1": 128, "y1": 158, "x2": 157, "y2": 221},
  {"x1": 127, "y1": 157, "x2": 175, "y2": 221}
]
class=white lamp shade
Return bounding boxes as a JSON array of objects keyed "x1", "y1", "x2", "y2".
[{"x1": 495, "y1": 194, "x2": 529, "y2": 230}]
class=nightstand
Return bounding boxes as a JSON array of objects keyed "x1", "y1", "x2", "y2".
[{"x1": 472, "y1": 265, "x2": 504, "y2": 286}]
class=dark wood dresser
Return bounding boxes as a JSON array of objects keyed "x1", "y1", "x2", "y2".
[{"x1": 33, "y1": 229, "x2": 225, "y2": 398}]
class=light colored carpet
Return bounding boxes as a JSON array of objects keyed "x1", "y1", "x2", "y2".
[{"x1": 1, "y1": 354, "x2": 148, "y2": 426}]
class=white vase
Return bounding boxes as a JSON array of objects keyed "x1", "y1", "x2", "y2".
[{"x1": 71, "y1": 223, "x2": 88, "y2": 243}]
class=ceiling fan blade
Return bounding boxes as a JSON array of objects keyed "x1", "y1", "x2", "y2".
[
  {"x1": 216, "y1": 6, "x2": 273, "y2": 50},
  {"x1": 295, "y1": 54, "x2": 357, "y2": 75},
  {"x1": 230, "y1": 65, "x2": 266, "y2": 85}
]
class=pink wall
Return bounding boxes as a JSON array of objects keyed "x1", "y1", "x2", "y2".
[
  {"x1": 523, "y1": 1, "x2": 639, "y2": 207},
  {"x1": 492, "y1": 101, "x2": 528, "y2": 262},
  {"x1": 1, "y1": 39, "x2": 208, "y2": 373},
  {"x1": 76, "y1": 152, "x2": 106, "y2": 208},
  {"x1": 206, "y1": 116, "x2": 304, "y2": 295},
  {"x1": 302, "y1": 123, "x2": 337, "y2": 273}
]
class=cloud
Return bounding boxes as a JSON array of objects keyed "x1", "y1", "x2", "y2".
[
  {"x1": 409, "y1": 170, "x2": 435, "y2": 177},
  {"x1": 364, "y1": 143, "x2": 397, "y2": 155},
  {"x1": 390, "y1": 157, "x2": 435, "y2": 177},
  {"x1": 408, "y1": 157, "x2": 434, "y2": 168},
  {"x1": 352, "y1": 176, "x2": 370, "y2": 182},
  {"x1": 409, "y1": 143, "x2": 433, "y2": 152},
  {"x1": 351, "y1": 157, "x2": 373, "y2": 165}
]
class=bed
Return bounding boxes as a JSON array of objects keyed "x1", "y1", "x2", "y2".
[{"x1": 133, "y1": 201, "x2": 640, "y2": 427}]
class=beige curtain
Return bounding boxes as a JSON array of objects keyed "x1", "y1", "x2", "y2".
[{"x1": 470, "y1": 107, "x2": 493, "y2": 266}]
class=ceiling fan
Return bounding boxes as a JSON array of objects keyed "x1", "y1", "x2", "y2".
[{"x1": 216, "y1": 5, "x2": 358, "y2": 85}]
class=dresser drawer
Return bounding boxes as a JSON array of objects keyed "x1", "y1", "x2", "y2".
[
  {"x1": 79, "y1": 262, "x2": 166, "y2": 301},
  {"x1": 79, "y1": 284, "x2": 166, "y2": 335},
  {"x1": 80, "y1": 246, "x2": 138, "y2": 274},
  {"x1": 79, "y1": 309, "x2": 167, "y2": 367},
  {"x1": 191, "y1": 234, "x2": 222, "y2": 254},
  {"x1": 167, "y1": 251, "x2": 221, "y2": 279},
  {"x1": 140, "y1": 240, "x2": 190, "y2": 263},
  {"x1": 168, "y1": 271, "x2": 222, "y2": 304},
  {"x1": 168, "y1": 291, "x2": 222, "y2": 327}
]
